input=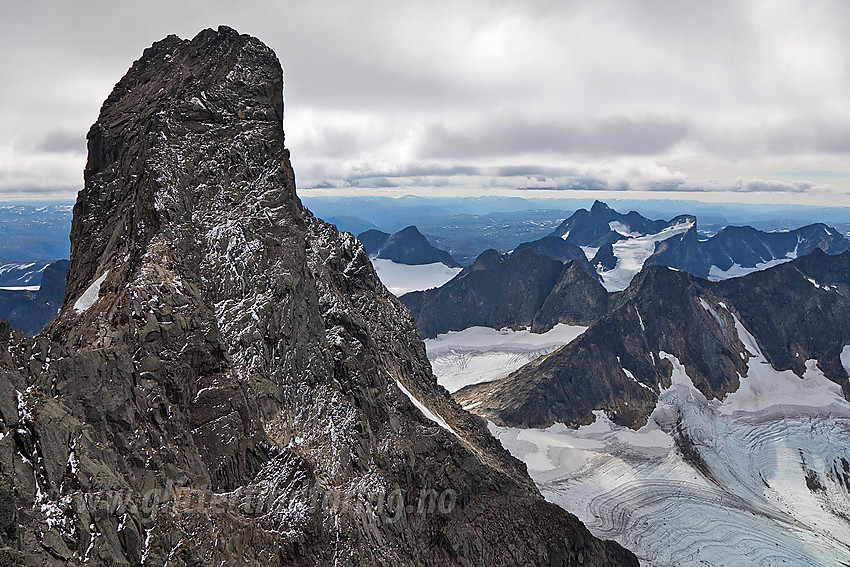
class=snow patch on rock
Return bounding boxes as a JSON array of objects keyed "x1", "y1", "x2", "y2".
[
  {"x1": 73, "y1": 270, "x2": 108, "y2": 313},
  {"x1": 371, "y1": 259, "x2": 461, "y2": 296},
  {"x1": 394, "y1": 379, "x2": 457, "y2": 437}
]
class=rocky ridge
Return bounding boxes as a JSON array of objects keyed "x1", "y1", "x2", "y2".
[
  {"x1": 551, "y1": 200, "x2": 695, "y2": 248},
  {"x1": 403, "y1": 248, "x2": 609, "y2": 338},
  {"x1": 0, "y1": 27, "x2": 636, "y2": 566},
  {"x1": 646, "y1": 222, "x2": 849, "y2": 279},
  {"x1": 457, "y1": 249, "x2": 850, "y2": 429}
]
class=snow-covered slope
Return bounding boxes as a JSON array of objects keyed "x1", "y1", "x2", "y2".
[
  {"x1": 371, "y1": 258, "x2": 461, "y2": 295},
  {"x1": 474, "y1": 314, "x2": 850, "y2": 566},
  {"x1": 425, "y1": 324, "x2": 587, "y2": 393},
  {"x1": 598, "y1": 217, "x2": 694, "y2": 291}
]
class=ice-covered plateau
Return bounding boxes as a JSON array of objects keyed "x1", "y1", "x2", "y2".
[{"x1": 0, "y1": 27, "x2": 637, "y2": 566}]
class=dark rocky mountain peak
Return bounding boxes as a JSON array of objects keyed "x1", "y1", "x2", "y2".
[
  {"x1": 469, "y1": 248, "x2": 504, "y2": 271},
  {"x1": 356, "y1": 228, "x2": 391, "y2": 252},
  {"x1": 1, "y1": 27, "x2": 635, "y2": 566},
  {"x1": 589, "y1": 199, "x2": 613, "y2": 215},
  {"x1": 513, "y1": 235, "x2": 599, "y2": 279},
  {"x1": 551, "y1": 200, "x2": 694, "y2": 248},
  {"x1": 402, "y1": 247, "x2": 609, "y2": 338},
  {"x1": 358, "y1": 225, "x2": 461, "y2": 267}
]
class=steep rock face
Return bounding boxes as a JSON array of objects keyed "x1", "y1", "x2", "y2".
[
  {"x1": 714, "y1": 248, "x2": 850, "y2": 391},
  {"x1": 457, "y1": 250, "x2": 850, "y2": 429},
  {"x1": 0, "y1": 259, "x2": 68, "y2": 336},
  {"x1": 589, "y1": 243, "x2": 616, "y2": 271},
  {"x1": 403, "y1": 249, "x2": 608, "y2": 338},
  {"x1": 1, "y1": 27, "x2": 636, "y2": 566},
  {"x1": 358, "y1": 226, "x2": 461, "y2": 268}
]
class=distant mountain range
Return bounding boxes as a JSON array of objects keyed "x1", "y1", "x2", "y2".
[
  {"x1": 647, "y1": 222, "x2": 848, "y2": 279},
  {"x1": 0, "y1": 204, "x2": 72, "y2": 259},
  {"x1": 0, "y1": 259, "x2": 53, "y2": 287},
  {"x1": 555, "y1": 200, "x2": 849, "y2": 291},
  {"x1": 358, "y1": 225, "x2": 461, "y2": 267},
  {"x1": 402, "y1": 201, "x2": 850, "y2": 337},
  {"x1": 0, "y1": 259, "x2": 68, "y2": 335}
]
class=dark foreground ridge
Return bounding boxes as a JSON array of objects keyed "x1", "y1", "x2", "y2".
[{"x1": 0, "y1": 27, "x2": 636, "y2": 566}]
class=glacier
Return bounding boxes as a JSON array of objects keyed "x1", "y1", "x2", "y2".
[{"x1": 434, "y1": 311, "x2": 850, "y2": 566}]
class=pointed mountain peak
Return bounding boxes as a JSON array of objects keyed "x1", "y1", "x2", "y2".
[
  {"x1": 397, "y1": 225, "x2": 424, "y2": 236},
  {"x1": 54, "y1": 25, "x2": 292, "y2": 344},
  {"x1": 368, "y1": 225, "x2": 461, "y2": 267},
  {"x1": 590, "y1": 199, "x2": 612, "y2": 213}
]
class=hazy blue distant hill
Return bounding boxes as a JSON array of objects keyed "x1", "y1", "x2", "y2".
[
  {"x1": 358, "y1": 225, "x2": 461, "y2": 267},
  {"x1": 0, "y1": 203, "x2": 72, "y2": 259},
  {"x1": 0, "y1": 258, "x2": 68, "y2": 335}
]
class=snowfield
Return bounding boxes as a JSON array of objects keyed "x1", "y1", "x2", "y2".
[
  {"x1": 707, "y1": 256, "x2": 796, "y2": 280},
  {"x1": 599, "y1": 218, "x2": 694, "y2": 292},
  {"x1": 425, "y1": 324, "x2": 588, "y2": 393},
  {"x1": 370, "y1": 258, "x2": 461, "y2": 296},
  {"x1": 431, "y1": 308, "x2": 850, "y2": 566}
]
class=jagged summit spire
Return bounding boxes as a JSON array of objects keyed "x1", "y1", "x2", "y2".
[
  {"x1": 15, "y1": 27, "x2": 637, "y2": 566},
  {"x1": 57, "y1": 26, "x2": 293, "y2": 343},
  {"x1": 590, "y1": 199, "x2": 612, "y2": 213}
]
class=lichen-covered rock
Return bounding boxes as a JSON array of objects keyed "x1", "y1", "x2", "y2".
[{"x1": 0, "y1": 26, "x2": 637, "y2": 566}]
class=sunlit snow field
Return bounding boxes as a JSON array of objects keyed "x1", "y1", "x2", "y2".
[
  {"x1": 371, "y1": 258, "x2": 461, "y2": 296},
  {"x1": 598, "y1": 218, "x2": 694, "y2": 292},
  {"x1": 424, "y1": 324, "x2": 587, "y2": 393}
]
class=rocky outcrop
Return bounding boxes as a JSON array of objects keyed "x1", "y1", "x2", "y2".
[
  {"x1": 0, "y1": 27, "x2": 636, "y2": 566},
  {"x1": 457, "y1": 249, "x2": 850, "y2": 429},
  {"x1": 402, "y1": 248, "x2": 609, "y2": 338},
  {"x1": 0, "y1": 259, "x2": 68, "y2": 336},
  {"x1": 358, "y1": 225, "x2": 461, "y2": 268}
]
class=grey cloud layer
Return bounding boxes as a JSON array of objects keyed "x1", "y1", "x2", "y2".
[{"x1": 0, "y1": 0, "x2": 848, "y2": 200}]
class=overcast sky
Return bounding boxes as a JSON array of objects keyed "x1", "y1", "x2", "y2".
[{"x1": 1, "y1": 0, "x2": 849, "y2": 206}]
